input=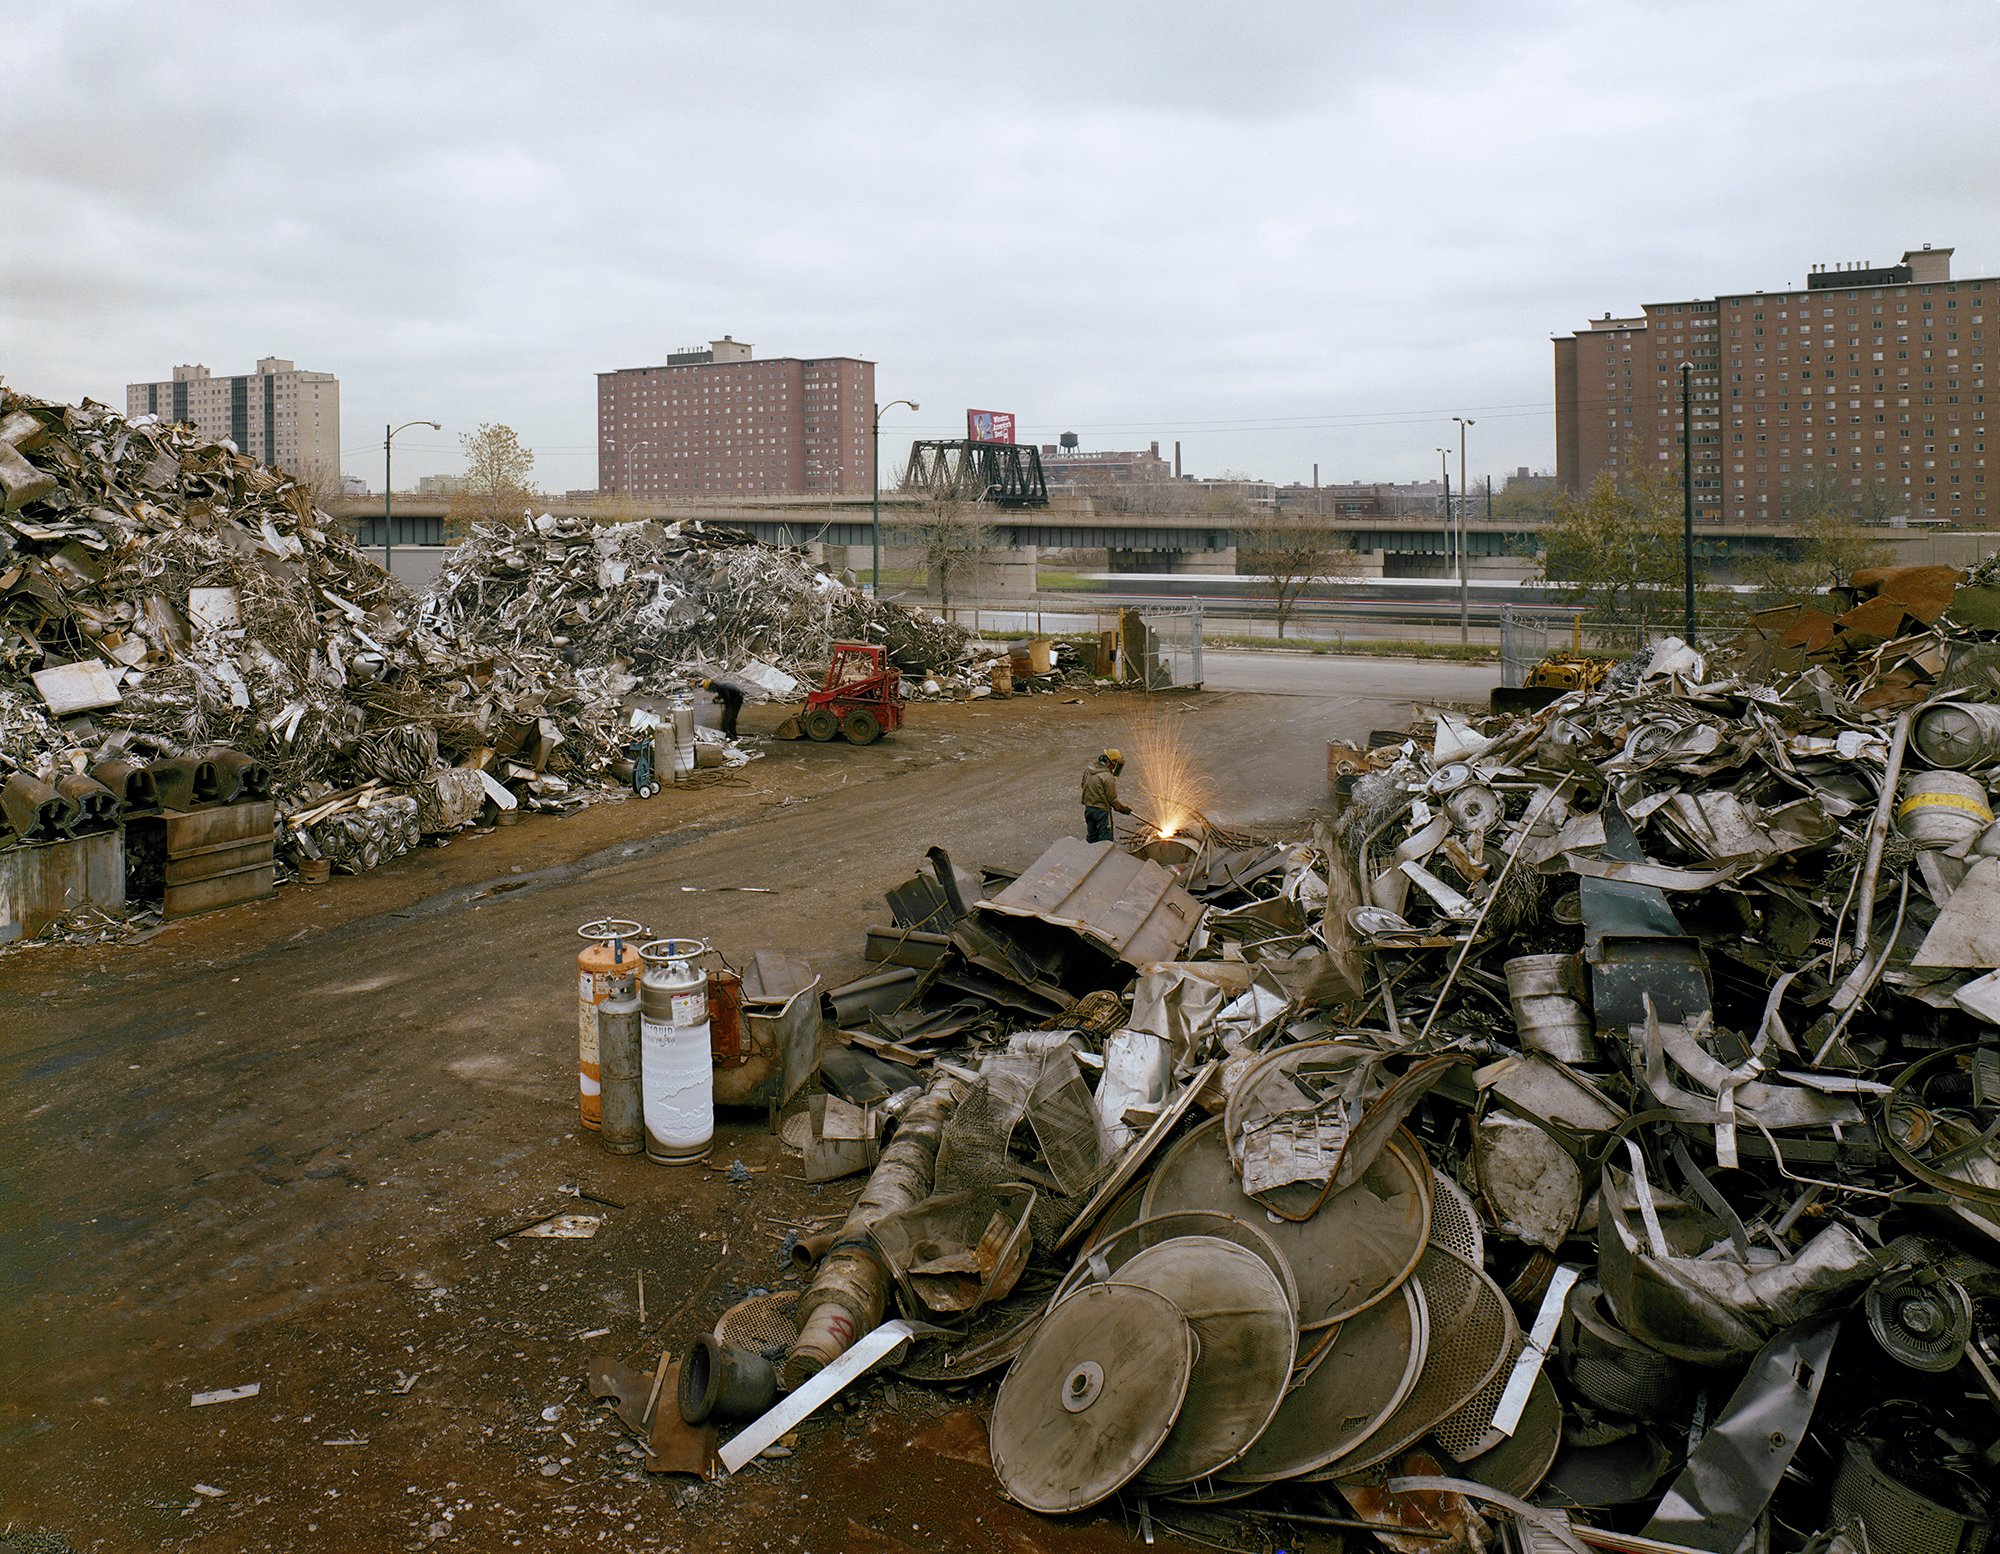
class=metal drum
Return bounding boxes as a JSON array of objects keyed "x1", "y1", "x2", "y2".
[
  {"x1": 671, "y1": 700, "x2": 697, "y2": 783},
  {"x1": 639, "y1": 938, "x2": 714, "y2": 1165},
  {"x1": 1912, "y1": 700, "x2": 2000, "y2": 771},
  {"x1": 575, "y1": 919, "x2": 646, "y2": 1131},
  {"x1": 1505, "y1": 952, "x2": 1599, "y2": 1063},
  {"x1": 1897, "y1": 771, "x2": 1993, "y2": 849}
]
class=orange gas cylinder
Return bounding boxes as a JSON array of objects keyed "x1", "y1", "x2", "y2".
[{"x1": 576, "y1": 919, "x2": 646, "y2": 1130}]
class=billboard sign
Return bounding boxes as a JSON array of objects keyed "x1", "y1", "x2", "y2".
[{"x1": 967, "y1": 409, "x2": 1016, "y2": 444}]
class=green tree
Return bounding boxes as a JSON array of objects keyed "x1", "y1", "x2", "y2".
[
  {"x1": 447, "y1": 423, "x2": 539, "y2": 537},
  {"x1": 1742, "y1": 465, "x2": 1895, "y2": 605},
  {"x1": 1538, "y1": 466, "x2": 1688, "y2": 632}
]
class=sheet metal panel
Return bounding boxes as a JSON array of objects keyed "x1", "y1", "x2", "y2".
[{"x1": 976, "y1": 837, "x2": 1203, "y2": 969}]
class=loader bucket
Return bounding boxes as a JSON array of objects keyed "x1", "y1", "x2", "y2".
[
  {"x1": 1489, "y1": 685, "x2": 1566, "y2": 716},
  {"x1": 773, "y1": 715, "x2": 804, "y2": 740}
]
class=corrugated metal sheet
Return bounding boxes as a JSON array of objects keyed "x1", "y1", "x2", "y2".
[{"x1": 975, "y1": 837, "x2": 1202, "y2": 969}]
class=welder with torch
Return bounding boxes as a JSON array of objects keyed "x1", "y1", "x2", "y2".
[{"x1": 1081, "y1": 748, "x2": 1134, "y2": 843}]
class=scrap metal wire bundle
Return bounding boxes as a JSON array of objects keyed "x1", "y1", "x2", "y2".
[{"x1": 289, "y1": 793, "x2": 420, "y2": 875}]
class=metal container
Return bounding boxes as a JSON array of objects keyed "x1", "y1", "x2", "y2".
[
  {"x1": 1828, "y1": 1438, "x2": 1992, "y2": 1554},
  {"x1": 639, "y1": 937, "x2": 714, "y2": 1165},
  {"x1": 671, "y1": 701, "x2": 697, "y2": 783},
  {"x1": 707, "y1": 965, "x2": 766, "y2": 1108},
  {"x1": 1912, "y1": 700, "x2": 2000, "y2": 771},
  {"x1": 597, "y1": 986, "x2": 644, "y2": 1155},
  {"x1": 1504, "y1": 952, "x2": 1599, "y2": 1063},
  {"x1": 1897, "y1": 771, "x2": 1993, "y2": 849},
  {"x1": 575, "y1": 919, "x2": 646, "y2": 1132},
  {"x1": 678, "y1": 1335, "x2": 777, "y2": 1424}
]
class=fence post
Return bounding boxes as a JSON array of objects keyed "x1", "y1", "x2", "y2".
[{"x1": 1191, "y1": 598, "x2": 1204, "y2": 687}]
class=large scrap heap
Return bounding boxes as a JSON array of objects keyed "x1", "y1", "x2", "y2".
[
  {"x1": 0, "y1": 381, "x2": 977, "y2": 862},
  {"x1": 663, "y1": 564, "x2": 2000, "y2": 1554}
]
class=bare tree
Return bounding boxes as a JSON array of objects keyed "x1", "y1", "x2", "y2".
[
  {"x1": 1742, "y1": 463, "x2": 1894, "y2": 605},
  {"x1": 1241, "y1": 509, "x2": 1355, "y2": 637},
  {"x1": 908, "y1": 488, "x2": 994, "y2": 614},
  {"x1": 446, "y1": 423, "x2": 539, "y2": 538}
]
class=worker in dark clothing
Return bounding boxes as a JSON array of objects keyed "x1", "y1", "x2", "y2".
[
  {"x1": 702, "y1": 676, "x2": 745, "y2": 738},
  {"x1": 1080, "y1": 748, "x2": 1133, "y2": 843}
]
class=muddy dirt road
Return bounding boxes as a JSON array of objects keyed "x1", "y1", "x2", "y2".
[{"x1": 0, "y1": 659, "x2": 1491, "y2": 1553}]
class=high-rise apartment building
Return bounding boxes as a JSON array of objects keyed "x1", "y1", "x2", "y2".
[
  {"x1": 1555, "y1": 246, "x2": 1992, "y2": 526},
  {"x1": 596, "y1": 337, "x2": 875, "y2": 498},
  {"x1": 126, "y1": 359, "x2": 341, "y2": 484}
]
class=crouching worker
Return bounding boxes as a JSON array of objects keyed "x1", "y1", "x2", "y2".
[{"x1": 1081, "y1": 748, "x2": 1133, "y2": 844}]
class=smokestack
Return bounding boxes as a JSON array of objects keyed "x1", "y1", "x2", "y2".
[
  {"x1": 1174, "y1": 440, "x2": 1182, "y2": 479},
  {"x1": 1312, "y1": 462, "x2": 1319, "y2": 489}
]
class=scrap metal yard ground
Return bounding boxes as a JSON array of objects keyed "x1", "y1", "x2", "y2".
[{"x1": 1, "y1": 654, "x2": 1493, "y2": 1554}]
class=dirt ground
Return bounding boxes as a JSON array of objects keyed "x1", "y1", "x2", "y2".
[{"x1": 0, "y1": 668, "x2": 1464, "y2": 1553}]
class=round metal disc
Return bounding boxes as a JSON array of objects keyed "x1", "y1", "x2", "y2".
[
  {"x1": 1306, "y1": 1242, "x2": 1521, "y2": 1480},
  {"x1": 1428, "y1": 1170, "x2": 1485, "y2": 1266},
  {"x1": 990, "y1": 1282, "x2": 1194, "y2": 1513},
  {"x1": 1054, "y1": 1209, "x2": 1301, "y2": 1319},
  {"x1": 1143, "y1": 1117, "x2": 1432, "y2": 1329},
  {"x1": 1224, "y1": 1277, "x2": 1428, "y2": 1484},
  {"x1": 1112, "y1": 1238, "x2": 1297, "y2": 1486},
  {"x1": 1461, "y1": 1370, "x2": 1562, "y2": 1499}
]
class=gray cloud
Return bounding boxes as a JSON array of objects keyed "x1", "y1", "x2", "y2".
[{"x1": 5, "y1": 0, "x2": 1998, "y2": 490}]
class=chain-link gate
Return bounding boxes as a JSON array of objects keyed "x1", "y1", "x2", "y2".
[
  {"x1": 1499, "y1": 606, "x2": 1550, "y2": 689},
  {"x1": 1117, "y1": 601, "x2": 1204, "y2": 689}
]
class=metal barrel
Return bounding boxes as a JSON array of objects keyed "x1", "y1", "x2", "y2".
[
  {"x1": 1897, "y1": 770, "x2": 1993, "y2": 849},
  {"x1": 596, "y1": 988, "x2": 644, "y2": 1155},
  {"x1": 1504, "y1": 952, "x2": 1599, "y2": 1063},
  {"x1": 1912, "y1": 700, "x2": 2000, "y2": 771}
]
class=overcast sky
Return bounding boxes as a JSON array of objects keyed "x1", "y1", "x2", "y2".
[{"x1": 7, "y1": 2, "x2": 1999, "y2": 493}]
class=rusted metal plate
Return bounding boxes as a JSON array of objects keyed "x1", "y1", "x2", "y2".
[
  {"x1": 160, "y1": 800, "x2": 275, "y2": 851},
  {"x1": 162, "y1": 863, "x2": 276, "y2": 919},
  {"x1": 976, "y1": 837, "x2": 1202, "y2": 969},
  {"x1": 0, "y1": 829, "x2": 124, "y2": 941}
]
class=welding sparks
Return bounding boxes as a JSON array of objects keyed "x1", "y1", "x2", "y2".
[{"x1": 1127, "y1": 714, "x2": 1214, "y2": 843}]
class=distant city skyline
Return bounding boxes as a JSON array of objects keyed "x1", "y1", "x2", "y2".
[{"x1": 7, "y1": 3, "x2": 1999, "y2": 495}]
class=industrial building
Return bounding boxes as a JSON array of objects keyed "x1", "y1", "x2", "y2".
[
  {"x1": 1555, "y1": 245, "x2": 1991, "y2": 526},
  {"x1": 596, "y1": 337, "x2": 874, "y2": 499},
  {"x1": 125, "y1": 358, "x2": 340, "y2": 485}
]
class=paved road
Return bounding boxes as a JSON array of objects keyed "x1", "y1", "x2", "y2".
[{"x1": 1200, "y1": 647, "x2": 1499, "y2": 701}]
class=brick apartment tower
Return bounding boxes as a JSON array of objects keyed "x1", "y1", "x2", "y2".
[
  {"x1": 1555, "y1": 246, "x2": 1993, "y2": 526},
  {"x1": 127, "y1": 358, "x2": 341, "y2": 484},
  {"x1": 596, "y1": 337, "x2": 875, "y2": 498}
]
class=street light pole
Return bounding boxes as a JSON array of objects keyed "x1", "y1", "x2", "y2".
[
  {"x1": 1680, "y1": 362, "x2": 1696, "y2": 645},
  {"x1": 383, "y1": 418, "x2": 441, "y2": 578},
  {"x1": 870, "y1": 399, "x2": 919, "y2": 596},
  {"x1": 1437, "y1": 447, "x2": 1452, "y2": 614},
  {"x1": 1456, "y1": 412, "x2": 1472, "y2": 644}
]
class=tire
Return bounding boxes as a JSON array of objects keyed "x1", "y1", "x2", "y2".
[
  {"x1": 841, "y1": 709, "x2": 882, "y2": 746},
  {"x1": 803, "y1": 708, "x2": 839, "y2": 743}
]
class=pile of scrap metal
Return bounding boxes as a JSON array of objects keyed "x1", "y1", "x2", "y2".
[
  {"x1": 419, "y1": 512, "x2": 978, "y2": 738},
  {"x1": 648, "y1": 573, "x2": 2000, "y2": 1554},
  {"x1": 0, "y1": 382, "x2": 485, "y2": 899}
]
